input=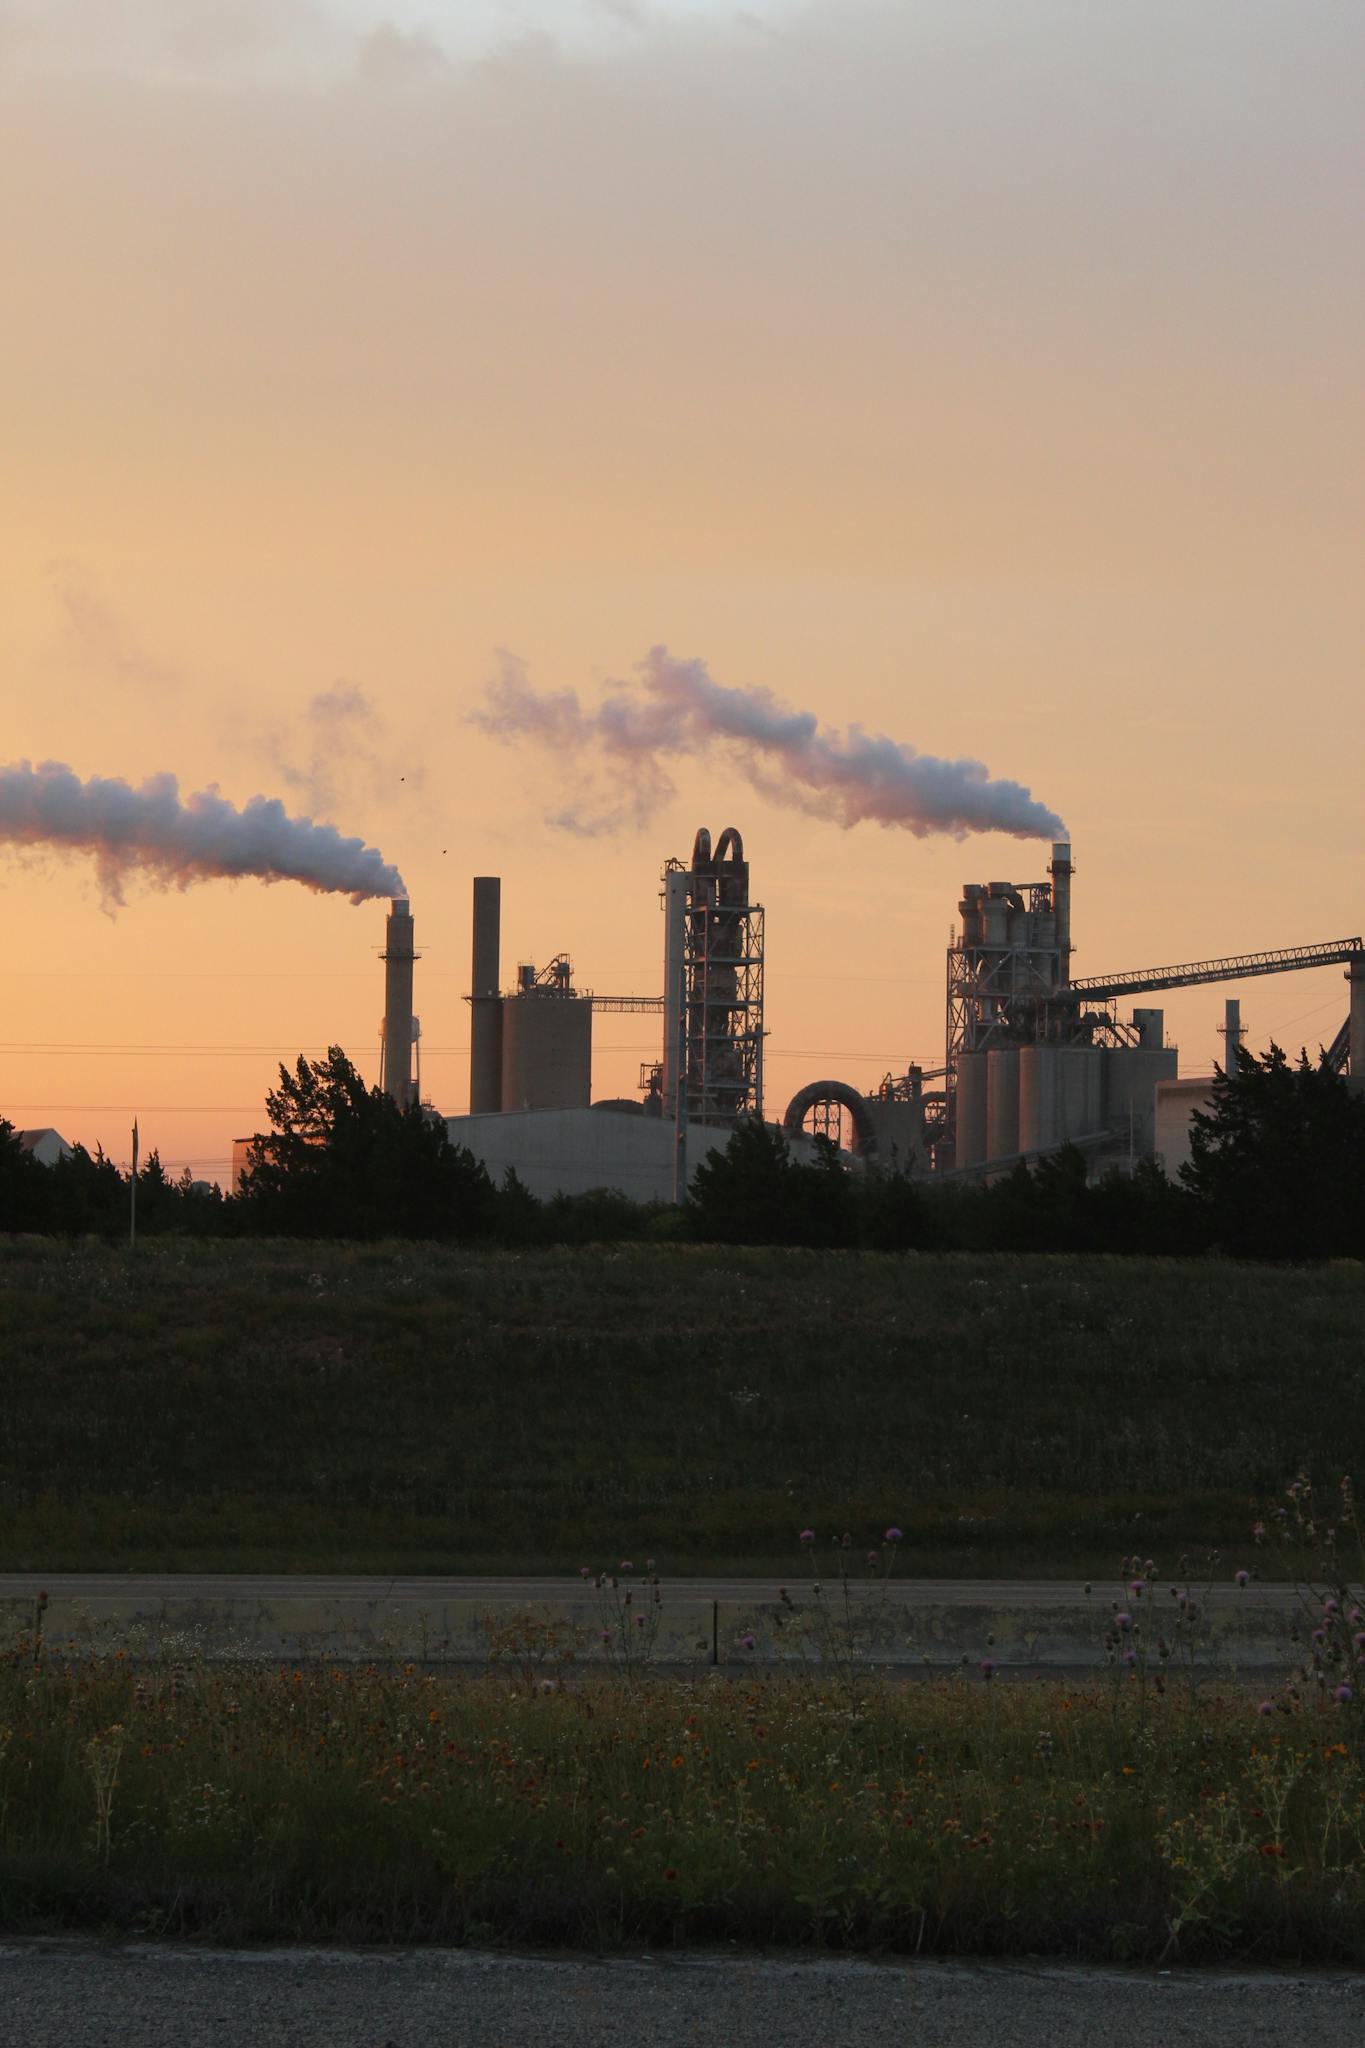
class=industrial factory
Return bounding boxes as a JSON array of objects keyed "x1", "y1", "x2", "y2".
[{"x1": 351, "y1": 829, "x2": 1363, "y2": 1204}]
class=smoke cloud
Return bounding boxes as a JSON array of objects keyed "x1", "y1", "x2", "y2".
[
  {"x1": 474, "y1": 646, "x2": 1066, "y2": 841},
  {"x1": 0, "y1": 760, "x2": 405, "y2": 907},
  {"x1": 266, "y1": 681, "x2": 422, "y2": 819}
]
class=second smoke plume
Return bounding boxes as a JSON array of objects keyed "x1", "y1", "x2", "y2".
[{"x1": 475, "y1": 646, "x2": 1065, "y2": 841}]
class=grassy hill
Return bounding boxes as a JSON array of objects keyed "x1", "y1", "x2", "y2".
[{"x1": 1, "y1": 1237, "x2": 1361, "y2": 1576}]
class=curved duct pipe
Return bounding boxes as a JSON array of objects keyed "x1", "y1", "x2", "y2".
[{"x1": 783, "y1": 1079, "x2": 878, "y2": 1158}]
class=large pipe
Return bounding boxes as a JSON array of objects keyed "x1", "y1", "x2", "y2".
[
  {"x1": 1349, "y1": 955, "x2": 1365, "y2": 1083},
  {"x1": 1049, "y1": 840, "x2": 1073, "y2": 988},
  {"x1": 469, "y1": 876, "x2": 503, "y2": 1114},
  {"x1": 382, "y1": 897, "x2": 416, "y2": 1109}
]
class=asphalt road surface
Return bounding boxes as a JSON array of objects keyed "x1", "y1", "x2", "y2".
[
  {"x1": 1, "y1": 1944, "x2": 1360, "y2": 2048},
  {"x1": 0, "y1": 1573, "x2": 1296, "y2": 1606}
]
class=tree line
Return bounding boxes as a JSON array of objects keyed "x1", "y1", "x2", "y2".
[{"x1": 2, "y1": 1042, "x2": 1361, "y2": 1260}]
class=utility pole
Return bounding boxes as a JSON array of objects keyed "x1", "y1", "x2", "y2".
[{"x1": 130, "y1": 1117, "x2": 139, "y2": 1249}]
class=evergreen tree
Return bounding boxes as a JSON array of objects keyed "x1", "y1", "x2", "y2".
[
  {"x1": 0, "y1": 1120, "x2": 50, "y2": 1233},
  {"x1": 238, "y1": 1046, "x2": 496, "y2": 1240},
  {"x1": 1183, "y1": 1044, "x2": 1365, "y2": 1259}
]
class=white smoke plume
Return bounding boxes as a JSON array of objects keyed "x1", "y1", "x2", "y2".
[
  {"x1": 0, "y1": 760, "x2": 405, "y2": 906},
  {"x1": 474, "y1": 646, "x2": 1066, "y2": 841}
]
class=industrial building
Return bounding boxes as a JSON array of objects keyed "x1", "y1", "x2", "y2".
[
  {"x1": 772, "y1": 844, "x2": 1361, "y2": 1182},
  {"x1": 359, "y1": 830, "x2": 1362, "y2": 1202},
  {"x1": 445, "y1": 828, "x2": 791, "y2": 1201}
]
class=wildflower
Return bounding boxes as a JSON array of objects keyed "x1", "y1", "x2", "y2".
[
  {"x1": 1259, "y1": 1842, "x2": 1288, "y2": 1858},
  {"x1": 980, "y1": 1659, "x2": 996, "y2": 1681},
  {"x1": 1334, "y1": 1685, "x2": 1354, "y2": 1705},
  {"x1": 799, "y1": 1530, "x2": 815, "y2": 1545},
  {"x1": 1312, "y1": 1629, "x2": 1327, "y2": 1646},
  {"x1": 579, "y1": 1566, "x2": 591, "y2": 1578},
  {"x1": 1114, "y1": 1612, "x2": 1132, "y2": 1633},
  {"x1": 885, "y1": 1527, "x2": 903, "y2": 1544},
  {"x1": 1353, "y1": 1633, "x2": 1365, "y2": 1651},
  {"x1": 1323, "y1": 1598, "x2": 1339, "y2": 1615},
  {"x1": 1129, "y1": 1579, "x2": 1145, "y2": 1597},
  {"x1": 1123, "y1": 1650, "x2": 1137, "y2": 1668},
  {"x1": 740, "y1": 1633, "x2": 756, "y2": 1652},
  {"x1": 1235, "y1": 1570, "x2": 1250, "y2": 1587},
  {"x1": 620, "y1": 1560, "x2": 634, "y2": 1574},
  {"x1": 1256, "y1": 1700, "x2": 1275, "y2": 1716},
  {"x1": 867, "y1": 1551, "x2": 878, "y2": 1565},
  {"x1": 663, "y1": 1868, "x2": 678, "y2": 1882}
]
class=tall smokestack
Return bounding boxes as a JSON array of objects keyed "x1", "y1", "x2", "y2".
[
  {"x1": 1349, "y1": 955, "x2": 1365, "y2": 1087},
  {"x1": 469, "y1": 877, "x2": 503, "y2": 1114},
  {"x1": 1222, "y1": 997, "x2": 1242, "y2": 1078},
  {"x1": 381, "y1": 897, "x2": 417, "y2": 1109},
  {"x1": 1049, "y1": 841, "x2": 1073, "y2": 988}
]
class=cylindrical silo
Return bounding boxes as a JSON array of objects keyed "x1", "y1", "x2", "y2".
[
  {"x1": 986, "y1": 1047, "x2": 1020, "y2": 1162},
  {"x1": 1019, "y1": 1045, "x2": 1058, "y2": 1153},
  {"x1": 1350, "y1": 956, "x2": 1365, "y2": 1081},
  {"x1": 500, "y1": 996, "x2": 593, "y2": 1112},
  {"x1": 1056, "y1": 1046, "x2": 1102, "y2": 1141},
  {"x1": 955, "y1": 1052, "x2": 988, "y2": 1169},
  {"x1": 469, "y1": 877, "x2": 503, "y2": 1114}
]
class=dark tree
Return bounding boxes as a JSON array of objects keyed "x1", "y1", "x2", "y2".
[
  {"x1": 688, "y1": 1115, "x2": 799, "y2": 1245},
  {"x1": 47, "y1": 1143, "x2": 128, "y2": 1237},
  {"x1": 238, "y1": 1046, "x2": 496, "y2": 1240},
  {"x1": 0, "y1": 1121, "x2": 50, "y2": 1233},
  {"x1": 1183, "y1": 1044, "x2": 1365, "y2": 1260}
]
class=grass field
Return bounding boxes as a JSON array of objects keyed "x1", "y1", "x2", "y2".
[
  {"x1": 1, "y1": 1237, "x2": 1361, "y2": 1577},
  {"x1": 2, "y1": 1648, "x2": 1362, "y2": 1961}
]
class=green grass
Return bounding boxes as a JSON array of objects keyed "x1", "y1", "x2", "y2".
[
  {"x1": 0, "y1": 1237, "x2": 1362, "y2": 1576},
  {"x1": 2, "y1": 1650, "x2": 1363, "y2": 1961}
]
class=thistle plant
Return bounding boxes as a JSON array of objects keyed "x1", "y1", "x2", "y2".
[
  {"x1": 585, "y1": 1560, "x2": 663, "y2": 1686},
  {"x1": 1251, "y1": 1472, "x2": 1364, "y2": 1730},
  {"x1": 765, "y1": 1524, "x2": 906, "y2": 1694}
]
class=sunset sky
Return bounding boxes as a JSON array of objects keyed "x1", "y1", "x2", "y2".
[{"x1": 3, "y1": 0, "x2": 1361, "y2": 1181}]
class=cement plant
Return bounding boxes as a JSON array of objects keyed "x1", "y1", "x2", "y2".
[{"x1": 293, "y1": 830, "x2": 1364, "y2": 1206}]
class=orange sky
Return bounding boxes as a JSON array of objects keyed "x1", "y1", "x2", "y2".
[{"x1": 2, "y1": 0, "x2": 1362, "y2": 1181}]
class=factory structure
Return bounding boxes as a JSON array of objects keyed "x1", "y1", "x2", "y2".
[{"x1": 358, "y1": 830, "x2": 1363, "y2": 1203}]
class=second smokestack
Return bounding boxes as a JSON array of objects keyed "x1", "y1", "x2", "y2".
[{"x1": 469, "y1": 876, "x2": 503, "y2": 1113}]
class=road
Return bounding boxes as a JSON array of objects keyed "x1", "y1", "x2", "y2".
[
  {"x1": 0, "y1": 1573, "x2": 1298, "y2": 1606},
  {"x1": 1, "y1": 1944, "x2": 1360, "y2": 2047}
]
